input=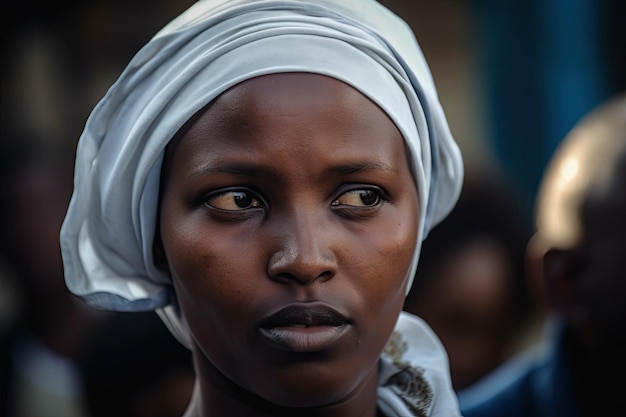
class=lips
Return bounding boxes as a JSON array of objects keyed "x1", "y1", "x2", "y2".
[{"x1": 258, "y1": 303, "x2": 351, "y2": 352}]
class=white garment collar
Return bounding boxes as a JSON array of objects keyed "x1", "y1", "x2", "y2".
[{"x1": 181, "y1": 312, "x2": 460, "y2": 417}]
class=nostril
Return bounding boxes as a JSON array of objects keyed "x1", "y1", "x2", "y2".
[
  {"x1": 267, "y1": 246, "x2": 337, "y2": 285},
  {"x1": 316, "y1": 270, "x2": 334, "y2": 283},
  {"x1": 266, "y1": 217, "x2": 338, "y2": 285},
  {"x1": 271, "y1": 269, "x2": 334, "y2": 286}
]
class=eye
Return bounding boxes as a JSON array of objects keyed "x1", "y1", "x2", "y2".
[
  {"x1": 331, "y1": 187, "x2": 383, "y2": 207},
  {"x1": 205, "y1": 189, "x2": 263, "y2": 211}
]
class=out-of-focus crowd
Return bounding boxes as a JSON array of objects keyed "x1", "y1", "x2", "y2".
[{"x1": 1, "y1": 1, "x2": 624, "y2": 417}]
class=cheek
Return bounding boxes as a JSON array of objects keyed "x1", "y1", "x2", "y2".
[
  {"x1": 363, "y1": 233, "x2": 413, "y2": 304},
  {"x1": 369, "y1": 201, "x2": 418, "y2": 289},
  {"x1": 159, "y1": 202, "x2": 262, "y2": 328},
  {"x1": 165, "y1": 228, "x2": 254, "y2": 305},
  {"x1": 352, "y1": 199, "x2": 419, "y2": 327},
  {"x1": 164, "y1": 221, "x2": 265, "y2": 373},
  {"x1": 343, "y1": 220, "x2": 416, "y2": 366},
  {"x1": 160, "y1": 187, "x2": 419, "y2": 327}
]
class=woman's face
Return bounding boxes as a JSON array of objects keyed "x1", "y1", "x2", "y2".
[{"x1": 159, "y1": 73, "x2": 419, "y2": 407}]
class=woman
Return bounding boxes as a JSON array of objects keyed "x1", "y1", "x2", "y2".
[{"x1": 60, "y1": 1, "x2": 464, "y2": 416}]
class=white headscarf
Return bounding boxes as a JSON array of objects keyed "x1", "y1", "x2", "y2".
[{"x1": 61, "y1": 1, "x2": 463, "y2": 415}]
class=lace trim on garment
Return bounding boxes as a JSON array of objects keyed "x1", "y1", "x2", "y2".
[{"x1": 382, "y1": 331, "x2": 434, "y2": 416}]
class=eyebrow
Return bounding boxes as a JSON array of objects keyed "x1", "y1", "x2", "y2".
[
  {"x1": 189, "y1": 163, "x2": 282, "y2": 180},
  {"x1": 326, "y1": 161, "x2": 398, "y2": 176},
  {"x1": 189, "y1": 160, "x2": 398, "y2": 179}
]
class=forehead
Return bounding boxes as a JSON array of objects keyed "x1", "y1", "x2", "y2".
[
  {"x1": 166, "y1": 73, "x2": 409, "y2": 173},
  {"x1": 191, "y1": 72, "x2": 397, "y2": 135}
]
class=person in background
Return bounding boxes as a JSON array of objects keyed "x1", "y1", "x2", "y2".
[
  {"x1": 404, "y1": 170, "x2": 539, "y2": 399},
  {"x1": 462, "y1": 92, "x2": 626, "y2": 417},
  {"x1": 0, "y1": 138, "x2": 99, "y2": 417},
  {"x1": 59, "y1": 1, "x2": 466, "y2": 416}
]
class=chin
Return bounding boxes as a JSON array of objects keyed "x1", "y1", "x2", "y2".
[{"x1": 255, "y1": 368, "x2": 364, "y2": 409}]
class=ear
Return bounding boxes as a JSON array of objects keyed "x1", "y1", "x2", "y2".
[
  {"x1": 526, "y1": 232, "x2": 584, "y2": 315},
  {"x1": 542, "y1": 246, "x2": 582, "y2": 315},
  {"x1": 525, "y1": 233, "x2": 550, "y2": 311}
]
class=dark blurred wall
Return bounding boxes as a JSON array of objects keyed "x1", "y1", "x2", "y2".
[
  {"x1": 468, "y1": 0, "x2": 621, "y2": 214},
  {"x1": 383, "y1": 0, "x2": 623, "y2": 221},
  {"x1": 606, "y1": 0, "x2": 626, "y2": 93},
  {"x1": 2, "y1": 0, "x2": 623, "y2": 230},
  {"x1": 1, "y1": 0, "x2": 196, "y2": 151}
]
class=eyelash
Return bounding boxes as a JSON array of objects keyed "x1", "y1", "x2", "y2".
[
  {"x1": 200, "y1": 185, "x2": 388, "y2": 214},
  {"x1": 201, "y1": 187, "x2": 266, "y2": 212},
  {"x1": 330, "y1": 186, "x2": 388, "y2": 208}
]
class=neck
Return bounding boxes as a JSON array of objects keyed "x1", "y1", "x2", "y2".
[{"x1": 186, "y1": 351, "x2": 382, "y2": 417}]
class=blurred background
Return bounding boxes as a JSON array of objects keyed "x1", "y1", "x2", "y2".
[{"x1": 0, "y1": 0, "x2": 624, "y2": 416}]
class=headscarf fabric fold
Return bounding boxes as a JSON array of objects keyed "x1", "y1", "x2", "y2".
[
  {"x1": 61, "y1": 0, "x2": 462, "y2": 312},
  {"x1": 61, "y1": 2, "x2": 463, "y2": 414}
]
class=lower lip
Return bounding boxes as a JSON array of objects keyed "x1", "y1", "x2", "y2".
[{"x1": 260, "y1": 325, "x2": 349, "y2": 352}]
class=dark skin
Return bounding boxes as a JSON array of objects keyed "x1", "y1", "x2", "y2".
[
  {"x1": 527, "y1": 94, "x2": 626, "y2": 417},
  {"x1": 158, "y1": 73, "x2": 420, "y2": 416}
]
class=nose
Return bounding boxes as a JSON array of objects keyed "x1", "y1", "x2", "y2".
[{"x1": 267, "y1": 210, "x2": 337, "y2": 285}]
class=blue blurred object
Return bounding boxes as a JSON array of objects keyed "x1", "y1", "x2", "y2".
[{"x1": 472, "y1": 0, "x2": 611, "y2": 210}]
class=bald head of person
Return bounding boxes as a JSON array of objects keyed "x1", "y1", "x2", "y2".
[{"x1": 528, "y1": 92, "x2": 626, "y2": 353}]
